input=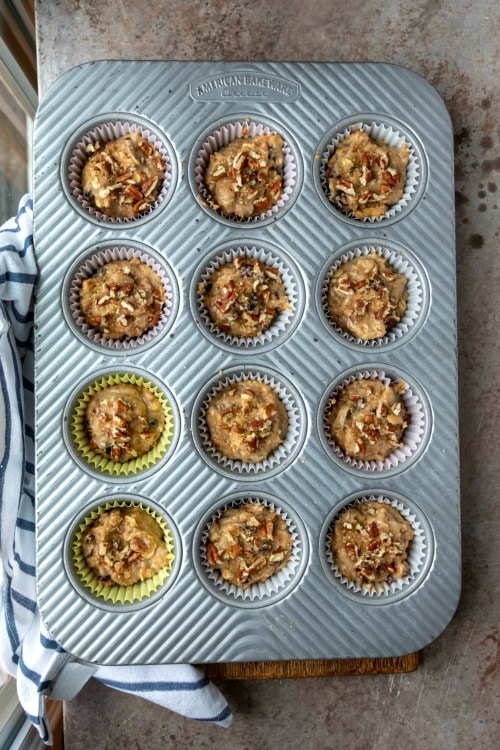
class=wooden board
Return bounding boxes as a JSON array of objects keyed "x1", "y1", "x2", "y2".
[{"x1": 201, "y1": 652, "x2": 419, "y2": 679}]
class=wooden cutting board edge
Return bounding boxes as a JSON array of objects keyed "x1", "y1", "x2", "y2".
[{"x1": 201, "y1": 652, "x2": 419, "y2": 680}]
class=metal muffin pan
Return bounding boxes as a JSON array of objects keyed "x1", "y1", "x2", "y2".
[{"x1": 34, "y1": 61, "x2": 460, "y2": 665}]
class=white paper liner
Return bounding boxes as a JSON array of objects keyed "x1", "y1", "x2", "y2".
[
  {"x1": 68, "y1": 246, "x2": 174, "y2": 351},
  {"x1": 68, "y1": 120, "x2": 172, "y2": 223},
  {"x1": 198, "y1": 370, "x2": 301, "y2": 475},
  {"x1": 323, "y1": 369, "x2": 425, "y2": 472},
  {"x1": 200, "y1": 496, "x2": 302, "y2": 601},
  {"x1": 325, "y1": 495, "x2": 427, "y2": 597},
  {"x1": 194, "y1": 120, "x2": 297, "y2": 223},
  {"x1": 320, "y1": 245, "x2": 423, "y2": 347},
  {"x1": 196, "y1": 244, "x2": 298, "y2": 348},
  {"x1": 319, "y1": 120, "x2": 420, "y2": 222}
]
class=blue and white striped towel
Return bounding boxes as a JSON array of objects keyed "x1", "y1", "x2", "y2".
[{"x1": 0, "y1": 196, "x2": 232, "y2": 745}]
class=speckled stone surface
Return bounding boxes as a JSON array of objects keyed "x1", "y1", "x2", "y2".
[{"x1": 35, "y1": 1, "x2": 499, "y2": 748}]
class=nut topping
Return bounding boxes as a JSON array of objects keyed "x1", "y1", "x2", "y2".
[
  {"x1": 331, "y1": 500, "x2": 414, "y2": 590},
  {"x1": 206, "y1": 503, "x2": 293, "y2": 588},
  {"x1": 81, "y1": 132, "x2": 166, "y2": 219},
  {"x1": 326, "y1": 130, "x2": 409, "y2": 219},
  {"x1": 327, "y1": 378, "x2": 410, "y2": 462},
  {"x1": 327, "y1": 253, "x2": 408, "y2": 340},
  {"x1": 205, "y1": 133, "x2": 285, "y2": 218}
]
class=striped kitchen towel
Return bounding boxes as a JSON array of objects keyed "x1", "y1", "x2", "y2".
[{"x1": 0, "y1": 195, "x2": 232, "y2": 745}]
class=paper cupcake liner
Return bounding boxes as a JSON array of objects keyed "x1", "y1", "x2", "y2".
[
  {"x1": 323, "y1": 369, "x2": 425, "y2": 472},
  {"x1": 195, "y1": 243, "x2": 299, "y2": 349},
  {"x1": 70, "y1": 372, "x2": 175, "y2": 476},
  {"x1": 319, "y1": 119, "x2": 420, "y2": 222},
  {"x1": 71, "y1": 499, "x2": 175, "y2": 605},
  {"x1": 67, "y1": 245, "x2": 175, "y2": 351},
  {"x1": 200, "y1": 495, "x2": 302, "y2": 602},
  {"x1": 325, "y1": 494, "x2": 427, "y2": 598},
  {"x1": 68, "y1": 120, "x2": 172, "y2": 223},
  {"x1": 320, "y1": 244, "x2": 424, "y2": 347},
  {"x1": 194, "y1": 120, "x2": 297, "y2": 224},
  {"x1": 197, "y1": 369, "x2": 303, "y2": 476}
]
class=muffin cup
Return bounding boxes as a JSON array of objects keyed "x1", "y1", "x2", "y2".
[
  {"x1": 318, "y1": 241, "x2": 427, "y2": 349},
  {"x1": 66, "y1": 244, "x2": 176, "y2": 352},
  {"x1": 193, "y1": 118, "x2": 298, "y2": 224},
  {"x1": 322, "y1": 369, "x2": 426, "y2": 472},
  {"x1": 67, "y1": 118, "x2": 173, "y2": 224},
  {"x1": 194, "y1": 367, "x2": 306, "y2": 479},
  {"x1": 193, "y1": 241, "x2": 303, "y2": 351},
  {"x1": 324, "y1": 493, "x2": 430, "y2": 600},
  {"x1": 71, "y1": 498, "x2": 175, "y2": 605},
  {"x1": 318, "y1": 116, "x2": 423, "y2": 224},
  {"x1": 70, "y1": 371, "x2": 176, "y2": 477},
  {"x1": 197, "y1": 494, "x2": 305, "y2": 605}
]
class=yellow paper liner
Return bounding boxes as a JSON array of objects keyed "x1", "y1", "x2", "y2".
[
  {"x1": 71, "y1": 500, "x2": 175, "y2": 604},
  {"x1": 71, "y1": 372, "x2": 174, "y2": 475}
]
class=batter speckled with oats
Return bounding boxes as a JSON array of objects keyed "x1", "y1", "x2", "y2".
[
  {"x1": 204, "y1": 133, "x2": 284, "y2": 218},
  {"x1": 81, "y1": 132, "x2": 166, "y2": 219},
  {"x1": 199, "y1": 255, "x2": 290, "y2": 338},
  {"x1": 327, "y1": 253, "x2": 408, "y2": 340},
  {"x1": 327, "y1": 378, "x2": 410, "y2": 461},
  {"x1": 206, "y1": 502, "x2": 293, "y2": 588},
  {"x1": 82, "y1": 506, "x2": 171, "y2": 586},
  {"x1": 326, "y1": 130, "x2": 409, "y2": 219},
  {"x1": 80, "y1": 258, "x2": 165, "y2": 339},
  {"x1": 206, "y1": 380, "x2": 288, "y2": 463},
  {"x1": 86, "y1": 383, "x2": 164, "y2": 463},
  {"x1": 330, "y1": 500, "x2": 414, "y2": 589}
]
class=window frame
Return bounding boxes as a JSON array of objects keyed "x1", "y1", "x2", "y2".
[{"x1": 0, "y1": 5, "x2": 40, "y2": 747}]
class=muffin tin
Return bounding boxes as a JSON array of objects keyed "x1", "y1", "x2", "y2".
[{"x1": 33, "y1": 61, "x2": 460, "y2": 665}]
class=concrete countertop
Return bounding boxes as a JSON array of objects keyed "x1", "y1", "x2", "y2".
[{"x1": 34, "y1": 1, "x2": 498, "y2": 748}]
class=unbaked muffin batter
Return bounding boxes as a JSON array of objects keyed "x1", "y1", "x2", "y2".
[
  {"x1": 327, "y1": 253, "x2": 408, "y2": 339},
  {"x1": 327, "y1": 378, "x2": 409, "y2": 461},
  {"x1": 199, "y1": 255, "x2": 290, "y2": 337},
  {"x1": 205, "y1": 133, "x2": 284, "y2": 218},
  {"x1": 81, "y1": 132, "x2": 166, "y2": 219},
  {"x1": 80, "y1": 258, "x2": 165, "y2": 339},
  {"x1": 206, "y1": 502, "x2": 293, "y2": 588},
  {"x1": 86, "y1": 383, "x2": 164, "y2": 462},
  {"x1": 331, "y1": 500, "x2": 414, "y2": 589},
  {"x1": 82, "y1": 506, "x2": 171, "y2": 586},
  {"x1": 206, "y1": 380, "x2": 288, "y2": 463},
  {"x1": 326, "y1": 130, "x2": 409, "y2": 219}
]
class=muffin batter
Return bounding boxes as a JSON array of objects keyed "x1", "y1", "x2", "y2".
[
  {"x1": 327, "y1": 378, "x2": 409, "y2": 461},
  {"x1": 86, "y1": 383, "x2": 165, "y2": 462},
  {"x1": 205, "y1": 133, "x2": 284, "y2": 218},
  {"x1": 206, "y1": 502, "x2": 293, "y2": 588},
  {"x1": 331, "y1": 500, "x2": 414, "y2": 589},
  {"x1": 327, "y1": 253, "x2": 408, "y2": 339},
  {"x1": 81, "y1": 132, "x2": 166, "y2": 219},
  {"x1": 82, "y1": 506, "x2": 171, "y2": 586},
  {"x1": 206, "y1": 380, "x2": 288, "y2": 462},
  {"x1": 326, "y1": 130, "x2": 409, "y2": 219},
  {"x1": 80, "y1": 258, "x2": 165, "y2": 339},
  {"x1": 199, "y1": 255, "x2": 290, "y2": 337}
]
